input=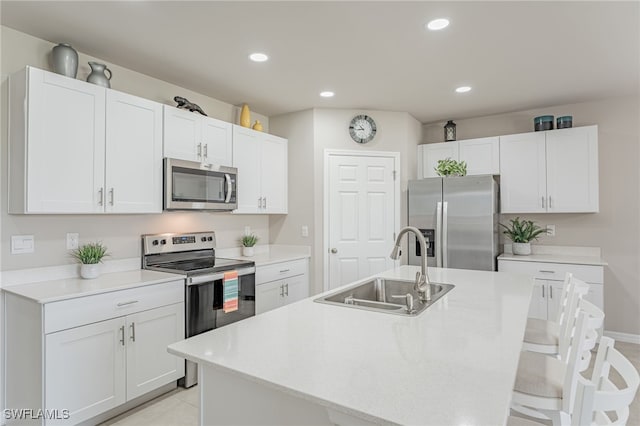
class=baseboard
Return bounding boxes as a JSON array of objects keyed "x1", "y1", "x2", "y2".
[{"x1": 604, "y1": 330, "x2": 640, "y2": 344}]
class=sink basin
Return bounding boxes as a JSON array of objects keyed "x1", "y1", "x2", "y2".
[{"x1": 315, "y1": 277, "x2": 454, "y2": 316}]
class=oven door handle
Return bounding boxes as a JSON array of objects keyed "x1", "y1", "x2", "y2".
[
  {"x1": 187, "y1": 266, "x2": 255, "y2": 285},
  {"x1": 224, "y1": 174, "x2": 232, "y2": 203}
]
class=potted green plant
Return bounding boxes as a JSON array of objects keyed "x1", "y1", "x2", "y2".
[
  {"x1": 500, "y1": 217, "x2": 546, "y2": 255},
  {"x1": 241, "y1": 234, "x2": 259, "y2": 257},
  {"x1": 435, "y1": 158, "x2": 467, "y2": 177},
  {"x1": 71, "y1": 242, "x2": 109, "y2": 279}
]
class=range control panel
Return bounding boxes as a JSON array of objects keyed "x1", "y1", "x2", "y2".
[{"x1": 142, "y1": 232, "x2": 216, "y2": 255}]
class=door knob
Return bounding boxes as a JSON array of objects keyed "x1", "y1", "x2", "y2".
[{"x1": 330, "y1": 248, "x2": 338, "y2": 254}]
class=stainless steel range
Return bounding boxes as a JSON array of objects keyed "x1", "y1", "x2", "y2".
[{"x1": 142, "y1": 231, "x2": 255, "y2": 388}]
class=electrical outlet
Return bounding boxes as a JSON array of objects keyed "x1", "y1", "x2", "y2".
[
  {"x1": 244, "y1": 226, "x2": 251, "y2": 236},
  {"x1": 301, "y1": 226, "x2": 309, "y2": 237},
  {"x1": 11, "y1": 235, "x2": 34, "y2": 254},
  {"x1": 67, "y1": 233, "x2": 79, "y2": 250},
  {"x1": 546, "y1": 225, "x2": 556, "y2": 237}
]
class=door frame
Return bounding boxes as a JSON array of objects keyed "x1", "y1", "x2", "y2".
[{"x1": 323, "y1": 149, "x2": 401, "y2": 292}]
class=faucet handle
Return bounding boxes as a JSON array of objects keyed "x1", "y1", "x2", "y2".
[{"x1": 391, "y1": 293, "x2": 415, "y2": 313}]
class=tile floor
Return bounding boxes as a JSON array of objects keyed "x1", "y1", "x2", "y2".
[{"x1": 102, "y1": 342, "x2": 639, "y2": 426}]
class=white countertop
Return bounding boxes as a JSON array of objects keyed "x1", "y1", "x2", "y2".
[
  {"x1": 2, "y1": 269, "x2": 185, "y2": 304},
  {"x1": 168, "y1": 265, "x2": 533, "y2": 425},
  {"x1": 498, "y1": 244, "x2": 607, "y2": 266},
  {"x1": 217, "y1": 244, "x2": 311, "y2": 266}
]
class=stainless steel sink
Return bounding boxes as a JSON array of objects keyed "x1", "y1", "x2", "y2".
[{"x1": 315, "y1": 277, "x2": 454, "y2": 316}]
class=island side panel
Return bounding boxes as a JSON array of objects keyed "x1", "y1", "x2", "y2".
[{"x1": 200, "y1": 365, "x2": 338, "y2": 426}]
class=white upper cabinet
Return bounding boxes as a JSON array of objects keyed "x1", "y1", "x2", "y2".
[
  {"x1": 163, "y1": 105, "x2": 233, "y2": 167},
  {"x1": 500, "y1": 125, "x2": 598, "y2": 213},
  {"x1": 417, "y1": 137, "x2": 498, "y2": 179},
  {"x1": 105, "y1": 90, "x2": 162, "y2": 213},
  {"x1": 232, "y1": 125, "x2": 288, "y2": 214},
  {"x1": 9, "y1": 66, "x2": 163, "y2": 214}
]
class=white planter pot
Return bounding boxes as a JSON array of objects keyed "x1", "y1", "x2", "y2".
[
  {"x1": 512, "y1": 242, "x2": 532, "y2": 256},
  {"x1": 242, "y1": 246, "x2": 255, "y2": 257},
  {"x1": 80, "y1": 263, "x2": 100, "y2": 279}
]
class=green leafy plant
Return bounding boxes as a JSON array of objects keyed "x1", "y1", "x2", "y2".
[
  {"x1": 241, "y1": 234, "x2": 259, "y2": 247},
  {"x1": 500, "y1": 217, "x2": 546, "y2": 243},
  {"x1": 71, "y1": 242, "x2": 109, "y2": 264},
  {"x1": 435, "y1": 158, "x2": 467, "y2": 177}
]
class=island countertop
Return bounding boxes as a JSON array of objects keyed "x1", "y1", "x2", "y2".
[{"x1": 168, "y1": 265, "x2": 533, "y2": 425}]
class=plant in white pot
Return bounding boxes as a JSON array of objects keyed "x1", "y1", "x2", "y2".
[
  {"x1": 241, "y1": 234, "x2": 259, "y2": 257},
  {"x1": 71, "y1": 242, "x2": 109, "y2": 279},
  {"x1": 435, "y1": 158, "x2": 467, "y2": 177},
  {"x1": 500, "y1": 217, "x2": 546, "y2": 255}
]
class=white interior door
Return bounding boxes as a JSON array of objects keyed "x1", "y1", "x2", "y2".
[{"x1": 327, "y1": 153, "x2": 398, "y2": 290}]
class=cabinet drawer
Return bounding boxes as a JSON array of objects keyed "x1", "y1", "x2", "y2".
[
  {"x1": 256, "y1": 258, "x2": 308, "y2": 284},
  {"x1": 498, "y1": 260, "x2": 603, "y2": 284},
  {"x1": 44, "y1": 280, "x2": 184, "y2": 334}
]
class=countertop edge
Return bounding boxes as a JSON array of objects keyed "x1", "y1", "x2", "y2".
[{"x1": 497, "y1": 253, "x2": 608, "y2": 266}]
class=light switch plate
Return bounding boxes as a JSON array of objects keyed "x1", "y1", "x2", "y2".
[
  {"x1": 301, "y1": 226, "x2": 309, "y2": 237},
  {"x1": 11, "y1": 235, "x2": 35, "y2": 254}
]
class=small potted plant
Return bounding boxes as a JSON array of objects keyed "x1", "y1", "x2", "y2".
[
  {"x1": 71, "y1": 242, "x2": 109, "y2": 279},
  {"x1": 241, "y1": 234, "x2": 259, "y2": 257},
  {"x1": 500, "y1": 217, "x2": 546, "y2": 255},
  {"x1": 435, "y1": 158, "x2": 467, "y2": 177}
]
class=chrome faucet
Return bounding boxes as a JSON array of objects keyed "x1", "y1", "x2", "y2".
[{"x1": 390, "y1": 226, "x2": 431, "y2": 302}]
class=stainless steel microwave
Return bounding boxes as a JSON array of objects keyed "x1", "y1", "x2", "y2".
[{"x1": 164, "y1": 158, "x2": 237, "y2": 211}]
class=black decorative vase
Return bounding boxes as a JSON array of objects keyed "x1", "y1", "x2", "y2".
[
  {"x1": 444, "y1": 120, "x2": 457, "y2": 142},
  {"x1": 51, "y1": 43, "x2": 78, "y2": 78}
]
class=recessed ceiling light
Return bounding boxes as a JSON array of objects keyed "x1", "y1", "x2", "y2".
[
  {"x1": 249, "y1": 53, "x2": 268, "y2": 62},
  {"x1": 320, "y1": 91, "x2": 335, "y2": 98},
  {"x1": 455, "y1": 86, "x2": 472, "y2": 93},
  {"x1": 426, "y1": 18, "x2": 450, "y2": 31}
]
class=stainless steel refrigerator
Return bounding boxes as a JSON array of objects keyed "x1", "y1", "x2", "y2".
[{"x1": 408, "y1": 175, "x2": 499, "y2": 271}]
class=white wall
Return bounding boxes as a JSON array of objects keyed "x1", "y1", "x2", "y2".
[
  {"x1": 423, "y1": 96, "x2": 640, "y2": 336},
  {"x1": 270, "y1": 108, "x2": 422, "y2": 293}
]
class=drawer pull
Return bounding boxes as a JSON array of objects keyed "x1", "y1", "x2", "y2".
[
  {"x1": 130, "y1": 322, "x2": 136, "y2": 342},
  {"x1": 117, "y1": 300, "x2": 139, "y2": 307},
  {"x1": 119, "y1": 325, "x2": 125, "y2": 346},
  {"x1": 538, "y1": 270, "x2": 555, "y2": 274},
  {"x1": 285, "y1": 283, "x2": 289, "y2": 296},
  {"x1": 279, "y1": 269, "x2": 290, "y2": 273}
]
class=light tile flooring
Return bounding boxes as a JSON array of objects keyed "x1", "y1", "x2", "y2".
[{"x1": 102, "y1": 342, "x2": 639, "y2": 426}]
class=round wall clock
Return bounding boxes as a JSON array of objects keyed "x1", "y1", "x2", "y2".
[{"x1": 349, "y1": 115, "x2": 377, "y2": 144}]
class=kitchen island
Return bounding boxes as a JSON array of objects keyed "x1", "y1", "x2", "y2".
[{"x1": 168, "y1": 265, "x2": 533, "y2": 425}]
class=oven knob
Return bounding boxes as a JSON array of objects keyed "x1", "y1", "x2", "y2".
[
  {"x1": 160, "y1": 239, "x2": 167, "y2": 245},
  {"x1": 152, "y1": 240, "x2": 159, "y2": 246},
  {"x1": 207, "y1": 236, "x2": 213, "y2": 241},
  {"x1": 201, "y1": 237, "x2": 207, "y2": 242}
]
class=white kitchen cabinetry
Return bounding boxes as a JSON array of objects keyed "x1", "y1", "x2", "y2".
[
  {"x1": 256, "y1": 258, "x2": 309, "y2": 314},
  {"x1": 5, "y1": 279, "x2": 184, "y2": 425},
  {"x1": 232, "y1": 125, "x2": 288, "y2": 214},
  {"x1": 500, "y1": 126, "x2": 598, "y2": 213},
  {"x1": 163, "y1": 106, "x2": 233, "y2": 166},
  {"x1": 417, "y1": 137, "x2": 499, "y2": 179},
  {"x1": 8, "y1": 66, "x2": 163, "y2": 214},
  {"x1": 497, "y1": 259, "x2": 603, "y2": 322}
]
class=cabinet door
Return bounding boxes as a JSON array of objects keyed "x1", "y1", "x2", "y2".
[
  {"x1": 202, "y1": 116, "x2": 233, "y2": 166},
  {"x1": 163, "y1": 105, "x2": 201, "y2": 162},
  {"x1": 126, "y1": 303, "x2": 185, "y2": 400},
  {"x1": 546, "y1": 126, "x2": 598, "y2": 213},
  {"x1": 261, "y1": 134, "x2": 288, "y2": 214},
  {"x1": 499, "y1": 132, "x2": 547, "y2": 213},
  {"x1": 105, "y1": 90, "x2": 163, "y2": 213},
  {"x1": 419, "y1": 142, "x2": 459, "y2": 179},
  {"x1": 458, "y1": 137, "x2": 500, "y2": 175},
  {"x1": 528, "y1": 280, "x2": 548, "y2": 320},
  {"x1": 547, "y1": 280, "x2": 565, "y2": 321},
  {"x1": 45, "y1": 317, "x2": 126, "y2": 425},
  {"x1": 232, "y1": 126, "x2": 262, "y2": 213},
  {"x1": 256, "y1": 280, "x2": 284, "y2": 314},
  {"x1": 26, "y1": 67, "x2": 106, "y2": 213},
  {"x1": 283, "y1": 274, "x2": 309, "y2": 306}
]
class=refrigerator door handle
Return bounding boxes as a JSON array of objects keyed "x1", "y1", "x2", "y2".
[
  {"x1": 442, "y1": 201, "x2": 449, "y2": 268},
  {"x1": 436, "y1": 201, "x2": 443, "y2": 267}
]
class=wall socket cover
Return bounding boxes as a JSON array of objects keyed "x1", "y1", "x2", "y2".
[
  {"x1": 546, "y1": 225, "x2": 556, "y2": 237},
  {"x1": 11, "y1": 235, "x2": 35, "y2": 254},
  {"x1": 301, "y1": 226, "x2": 309, "y2": 237},
  {"x1": 244, "y1": 226, "x2": 251, "y2": 236},
  {"x1": 66, "y1": 233, "x2": 79, "y2": 250}
]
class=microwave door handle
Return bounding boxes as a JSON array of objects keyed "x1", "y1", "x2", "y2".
[{"x1": 224, "y1": 174, "x2": 232, "y2": 203}]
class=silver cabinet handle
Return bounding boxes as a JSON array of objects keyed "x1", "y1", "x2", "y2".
[
  {"x1": 280, "y1": 269, "x2": 290, "y2": 273},
  {"x1": 109, "y1": 188, "x2": 114, "y2": 206},
  {"x1": 550, "y1": 286, "x2": 553, "y2": 299},
  {"x1": 542, "y1": 286, "x2": 545, "y2": 298},
  {"x1": 130, "y1": 322, "x2": 136, "y2": 342},
  {"x1": 542, "y1": 196, "x2": 545, "y2": 208},
  {"x1": 279, "y1": 284, "x2": 284, "y2": 297},
  {"x1": 98, "y1": 188, "x2": 104, "y2": 206},
  {"x1": 539, "y1": 270, "x2": 555, "y2": 274},
  {"x1": 258, "y1": 197, "x2": 263, "y2": 208},
  {"x1": 203, "y1": 144, "x2": 208, "y2": 159},
  {"x1": 330, "y1": 248, "x2": 338, "y2": 254},
  {"x1": 285, "y1": 283, "x2": 289, "y2": 296},
  {"x1": 119, "y1": 325, "x2": 125, "y2": 346},
  {"x1": 262, "y1": 197, "x2": 267, "y2": 209},
  {"x1": 548, "y1": 196, "x2": 553, "y2": 208},
  {"x1": 197, "y1": 143, "x2": 202, "y2": 158},
  {"x1": 117, "y1": 300, "x2": 139, "y2": 307}
]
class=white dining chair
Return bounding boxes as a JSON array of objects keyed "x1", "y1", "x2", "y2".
[
  {"x1": 572, "y1": 336, "x2": 640, "y2": 426},
  {"x1": 523, "y1": 273, "x2": 589, "y2": 355}
]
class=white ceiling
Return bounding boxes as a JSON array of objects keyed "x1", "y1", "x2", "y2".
[{"x1": 2, "y1": 1, "x2": 638, "y2": 123}]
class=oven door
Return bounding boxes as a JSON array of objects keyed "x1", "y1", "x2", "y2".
[{"x1": 164, "y1": 158, "x2": 237, "y2": 211}]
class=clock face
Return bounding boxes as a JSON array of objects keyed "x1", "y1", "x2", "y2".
[{"x1": 349, "y1": 115, "x2": 377, "y2": 144}]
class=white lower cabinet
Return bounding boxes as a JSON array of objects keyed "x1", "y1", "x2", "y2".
[
  {"x1": 5, "y1": 280, "x2": 185, "y2": 425},
  {"x1": 498, "y1": 259, "x2": 604, "y2": 322},
  {"x1": 256, "y1": 259, "x2": 309, "y2": 314}
]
